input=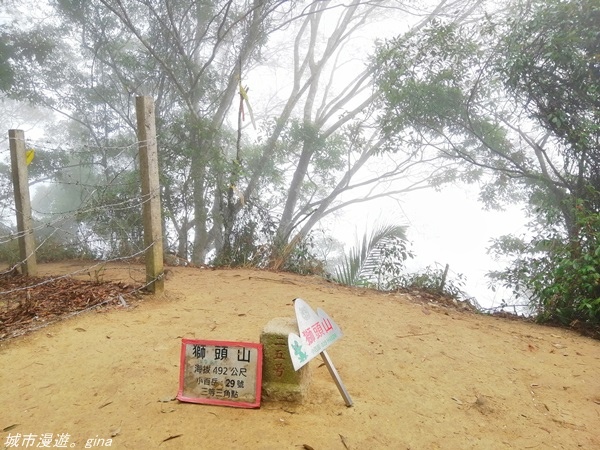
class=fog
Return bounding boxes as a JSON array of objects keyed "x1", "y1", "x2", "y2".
[{"x1": 1, "y1": 0, "x2": 539, "y2": 312}]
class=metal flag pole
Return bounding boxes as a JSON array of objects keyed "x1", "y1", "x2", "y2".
[{"x1": 320, "y1": 350, "x2": 353, "y2": 407}]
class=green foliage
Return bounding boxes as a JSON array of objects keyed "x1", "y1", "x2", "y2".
[
  {"x1": 266, "y1": 118, "x2": 349, "y2": 202},
  {"x1": 333, "y1": 222, "x2": 412, "y2": 288},
  {"x1": 0, "y1": 235, "x2": 19, "y2": 266},
  {"x1": 375, "y1": 22, "x2": 477, "y2": 136},
  {"x1": 212, "y1": 200, "x2": 277, "y2": 268},
  {"x1": 0, "y1": 230, "x2": 94, "y2": 267},
  {"x1": 488, "y1": 0, "x2": 600, "y2": 327},
  {"x1": 0, "y1": 36, "x2": 15, "y2": 92},
  {"x1": 489, "y1": 204, "x2": 600, "y2": 326},
  {"x1": 374, "y1": 18, "x2": 530, "y2": 209},
  {"x1": 498, "y1": 0, "x2": 600, "y2": 155},
  {"x1": 0, "y1": 26, "x2": 57, "y2": 92},
  {"x1": 376, "y1": 0, "x2": 600, "y2": 329},
  {"x1": 333, "y1": 223, "x2": 467, "y2": 300},
  {"x1": 395, "y1": 265, "x2": 468, "y2": 301},
  {"x1": 35, "y1": 231, "x2": 95, "y2": 263},
  {"x1": 23, "y1": 138, "x2": 144, "y2": 260},
  {"x1": 4, "y1": 0, "x2": 445, "y2": 271},
  {"x1": 280, "y1": 233, "x2": 326, "y2": 276}
]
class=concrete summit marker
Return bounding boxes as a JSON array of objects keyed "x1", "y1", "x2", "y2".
[
  {"x1": 260, "y1": 317, "x2": 310, "y2": 402},
  {"x1": 288, "y1": 298, "x2": 353, "y2": 407}
]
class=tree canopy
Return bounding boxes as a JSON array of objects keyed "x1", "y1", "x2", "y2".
[
  {"x1": 7, "y1": 0, "x2": 600, "y2": 330},
  {"x1": 1, "y1": 0, "x2": 480, "y2": 268},
  {"x1": 375, "y1": 0, "x2": 600, "y2": 326}
]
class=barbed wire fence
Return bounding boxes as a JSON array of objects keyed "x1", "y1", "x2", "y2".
[{"x1": 0, "y1": 97, "x2": 164, "y2": 307}]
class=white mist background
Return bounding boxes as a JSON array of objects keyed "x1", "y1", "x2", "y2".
[
  {"x1": 333, "y1": 184, "x2": 529, "y2": 310},
  {"x1": 1, "y1": 2, "x2": 531, "y2": 311}
]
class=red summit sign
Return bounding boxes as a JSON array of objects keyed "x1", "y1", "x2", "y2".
[{"x1": 177, "y1": 339, "x2": 263, "y2": 408}]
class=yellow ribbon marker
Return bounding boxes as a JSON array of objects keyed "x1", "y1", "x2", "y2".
[
  {"x1": 238, "y1": 81, "x2": 256, "y2": 129},
  {"x1": 25, "y1": 149, "x2": 35, "y2": 166}
]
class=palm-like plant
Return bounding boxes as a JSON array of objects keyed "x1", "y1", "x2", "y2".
[{"x1": 334, "y1": 222, "x2": 411, "y2": 288}]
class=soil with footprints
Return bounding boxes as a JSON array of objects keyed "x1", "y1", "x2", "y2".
[{"x1": 1, "y1": 261, "x2": 599, "y2": 450}]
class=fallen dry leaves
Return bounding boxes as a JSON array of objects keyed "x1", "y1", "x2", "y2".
[{"x1": 0, "y1": 272, "x2": 143, "y2": 341}]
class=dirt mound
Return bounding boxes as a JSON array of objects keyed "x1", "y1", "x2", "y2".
[{"x1": 1, "y1": 262, "x2": 599, "y2": 449}]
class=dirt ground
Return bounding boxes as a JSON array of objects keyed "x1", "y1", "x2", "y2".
[{"x1": 1, "y1": 261, "x2": 600, "y2": 450}]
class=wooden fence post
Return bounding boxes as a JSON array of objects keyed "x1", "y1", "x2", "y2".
[
  {"x1": 9, "y1": 129, "x2": 37, "y2": 276},
  {"x1": 136, "y1": 96, "x2": 164, "y2": 294}
]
